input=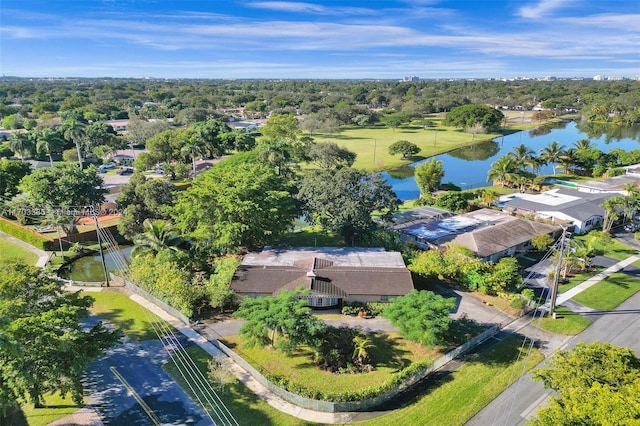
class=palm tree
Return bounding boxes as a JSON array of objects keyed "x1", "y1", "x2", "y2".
[
  {"x1": 558, "y1": 147, "x2": 579, "y2": 174},
  {"x1": 509, "y1": 144, "x2": 534, "y2": 171},
  {"x1": 601, "y1": 196, "x2": 624, "y2": 232},
  {"x1": 574, "y1": 138, "x2": 595, "y2": 151},
  {"x1": 180, "y1": 135, "x2": 206, "y2": 178},
  {"x1": 131, "y1": 219, "x2": 183, "y2": 258},
  {"x1": 62, "y1": 118, "x2": 86, "y2": 169},
  {"x1": 34, "y1": 128, "x2": 64, "y2": 166},
  {"x1": 257, "y1": 138, "x2": 290, "y2": 176},
  {"x1": 487, "y1": 155, "x2": 518, "y2": 187},
  {"x1": 8, "y1": 132, "x2": 33, "y2": 161},
  {"x1": 539, "y1": 141, "x2": 565, "y2": 175},
  {"x1": 352, "y1": 335, "x2": 373, "y2": 365}
]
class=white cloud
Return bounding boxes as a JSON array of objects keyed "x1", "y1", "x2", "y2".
[
  {"x1": 518, "y1": 0, "x2": 572, "y2": 19},
  {"x1": 246, "y1": 1, "x2": 375, "y2": 15}
]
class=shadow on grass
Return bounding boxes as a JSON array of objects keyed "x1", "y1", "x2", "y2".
[
  {"x1": 368, "y1": 333, "x2": 412, "y2": 371},
  {"x1": 92, "y1": 307, "x2": 168, "y2": 341}
]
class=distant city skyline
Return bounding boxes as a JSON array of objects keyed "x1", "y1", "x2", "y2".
[{"x1": 1, "y1": 0, "x2": 638, "y2": 79}]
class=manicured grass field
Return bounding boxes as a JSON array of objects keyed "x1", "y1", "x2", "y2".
[
  {"x1": 276, "y1": 225, "x2": 345, "y2": 247},
  {"x1": 572, "y1": 272, "x2": 640, "y2": 311},
  {"x1": 164, "y1": 336, "x2": 543, "y2": 426},
  {"x1": 537, "y1": 306, "x2": 592, "y2": 335},
  {"x1": 220, "y1": 332, "x2": 443, "y2": 395},
  {"x1": 311, "y1": 124, "x2": 507, "y2": 172},
  {"x1": 88, "y1": 290, "x2": 174, "y2": 341},
  {"x1": 0, "y1": 236, "x2": 39, "y2": 265},
  {"x1": 16, "y1": 392, "x2": 85, "y2": 426},
  {"x1": 361, "y1": 335, "x2": 544, "y2": 425},
  {"x1": 574, "y1": 235, "x2": 637, "y2": 261}
]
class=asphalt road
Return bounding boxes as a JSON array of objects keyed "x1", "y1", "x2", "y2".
[
  {"x1": 466, "y1": 288, "x2": 640, "y2": 426},
  {"x1": 84, "y1": 335, "x2": 213, "y2": 425}
]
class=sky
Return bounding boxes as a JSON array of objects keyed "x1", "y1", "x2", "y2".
[{"x1": 1, "y1": 0, "x2": 639, "y2": 79}]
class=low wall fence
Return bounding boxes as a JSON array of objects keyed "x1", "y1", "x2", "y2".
[
  {"x1": 109, "y1": 273, "x2": 190, "y2": 326},
  {"x1": 210, "y1": 324, "x2": 499, "y2": 412}
]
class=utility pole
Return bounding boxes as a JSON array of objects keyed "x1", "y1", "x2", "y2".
[
  {"x1": 92, "y1": 206, "x2": 110, "y2": 287},
  {"x1": 549, "y1": 226, "x2": 569, "y2": 318}
]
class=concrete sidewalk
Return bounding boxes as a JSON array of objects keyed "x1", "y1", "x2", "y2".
[{"x1": 556, "y1": 254, "x2": 640, "y2": 307}]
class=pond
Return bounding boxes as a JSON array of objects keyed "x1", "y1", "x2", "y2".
[
  {"x1": 385, "y1": 121, "x2": 640, "y2": 201},
  {"x1": 60, "y1": 246, "x2": 133, "y2": 282}
]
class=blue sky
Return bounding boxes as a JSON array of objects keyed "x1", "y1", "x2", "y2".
[{"x1": 1, "y1": 0, "x2": 638, "y2": 79}]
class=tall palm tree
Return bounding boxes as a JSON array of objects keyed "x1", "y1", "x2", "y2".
[
  {"x1": 62, "y1": 118, "x2": 86, "y2": 169},
  {"x1": 180, "y1": 135, "x2": 206, "y2": 178},
  {"x1": 509, "y1": 144, "x2": 535, "y2": 171},
  {"x1": 558, "y1": 147, "x2": 579, "y2": 174},
  {"x1": 539, "y1": 141, "x2": 566, "y2": 175},
  {"x1": 34, "y1": 128, "x2": 65, "y2": 166},
  {"x1": 131, "y1": 219, "x2": 183, "y2": 258},
  {"x1": 8, "y1": 132, "x2": 33, "y2": 161},
  {"x1": 487, "y1": 155, "x2": 518, "y2": 187}
]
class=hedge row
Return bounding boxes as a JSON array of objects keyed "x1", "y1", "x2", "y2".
[
  {"x1": 264, "y1": 358, "x2": 433, "y2": 402},
  {"x1": 0, "y1": 218, "x2": 53, "y2": 251}
]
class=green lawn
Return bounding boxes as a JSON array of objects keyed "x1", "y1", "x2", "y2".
[
  {"x1": 276, "y1": 225, "x2": 345, "y2": 247},
  {"x1": 0, "y1": 236, "x2": 39, "y2": 265},
  {"x1": 311, "y1": 124, "x2": 509, "y2": 172},
  {"x1": 360, "y1": 335, "x2": 544, "y2": 425},
  {"x1": 558, "y1": 268, "x2": 603, "y2": 294},
  {"x1": 572, "y1": 272, "x2": 640, "y2": 310},
  {"x1": 164, "y1": 345, "x2": 316, "y2": 426},
  {"x1": 6, "y1": 392, "x2": 86, "y2": 426},
  {"x1": 220, "y1": 332, "x2": 443, "y2": 395},
  {"x1": 574, "y1": 235, "x2": 637, "y2": 261},
  {"x1": 88, "y1": 291, "x2": 174, "y2": 341},
  {"x1": 537, "y1": 306, "x2": 592, "y2": 335}
]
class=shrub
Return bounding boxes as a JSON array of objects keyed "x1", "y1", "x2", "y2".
[{"x1": 0, "y1": 217, "x2": 53, "y2": 250}]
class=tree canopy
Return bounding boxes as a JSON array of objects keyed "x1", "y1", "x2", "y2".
[
  {"x1": 414, "y1": 159, "x2": 444, "y2": 196},
  {"x1": 443, "y1": 104, "x2": 504, "y2": 131},
  {"x1": 233, "y1": 287, "x2": 325, "y2": 355},
  {"x1": 0, "y1": 261, "x2": 121, "y2": 412},
  {"x1": 383, "y1": 290, "x2": 455, "y2": 347},
  {"x1": 0, "y1": 159, "x2": 30, "y2": 197},
  {"x1": 173, "y1": 160, "x2": 298, "y2": 252},
  {"x1": 19, "y1": 163, "x2": 106, "y2": 207},
  {"x1": 296, "y1": 167, "x2": 400, "y2": 245},
  {"x1": 531, "y1": 342, "x2": 640, "y2": 426},
  {"x1": 388, "y1": 140, "x2": 421, "y2": 159}
]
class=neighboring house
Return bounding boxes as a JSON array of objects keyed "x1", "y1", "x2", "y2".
[
  {"x1": 552, "y1": 171, "x2": 640, "y2": 195},
  {"x1": 393, "y1": 208, "x2": 560, "y2": 262},
  {"x1": 231, "y1": 247, "x2": 414, "y2": 308},
  {"x1": 500, "y1": 188, "x2": 617, "y2": 234}
]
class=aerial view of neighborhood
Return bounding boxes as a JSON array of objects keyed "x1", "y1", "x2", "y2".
[{"x1": 0, "y1": 0, "x2": 639, "y2": 425}]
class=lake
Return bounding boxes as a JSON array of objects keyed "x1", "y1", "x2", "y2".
[{"x1": 384, "y1": 121, "x2": 640, "y2": 201}]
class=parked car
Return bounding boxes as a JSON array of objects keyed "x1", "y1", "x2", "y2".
[{"x1": 117, "y1": 167, "x2": 134, "y2": 175}]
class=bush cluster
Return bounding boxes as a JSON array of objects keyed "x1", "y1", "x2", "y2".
[
  {"x1": 0, "y1": 218, "x2": 53, "y2": 250},
  {"x1": 341, "y1": 301, "x2": 387, "y2": 317}
]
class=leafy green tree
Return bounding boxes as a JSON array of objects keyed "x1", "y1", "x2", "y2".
[
  {"x1": 116, "y1": 173, "x2": 176, "y2": 240},
  {"x1": 388, "y1": 140, "x2": 421, "y2": 159},
  {"x1": 306, "y1": 142, "x2": 356, "y2": 169},
  {"x1": 0, "y1": 159, "x2": 30, "y2": 197},
  {"x1": 19, "y1": 163, "x2": 106, "y2": 207},
  {"x1": 415, "y1": 159, "x2": 444, "y2": 196},
  {"x1": 383, "y1": 290, "x2": 455, "y2": 348},
  {"x1": 1, "y1": 114, "x2": 23, "y2": 130},
  {"x1": 233, "y1": 287, "x2": 325, "y2": 355},
  {"x1": 260, "y1": 113, "x2": 301, "y2": 144},
  {"x1": 531, "y1": 233, "x2": 554, "y2": 251},
  {"x1": 174, "y1": 161, "x2": 298, "y2": 253},
  {"x1": 485, "y1": 257, "x2": 524, "y2": 292},
  {"x1": 532, "y1": 342, "x2": 640, "y2": 426},
  {"x1": 206, "y1": 256, "x2": 240, "y2": 314},
  {"x1": 0, "y1": 261, "x2": 121, "y2": 410},
  {"x1": 207, "y1": 358, "x2": 236, "y2": 394},
  {"x1": 434, "y1": 191, "x2": 470, "y2": 212},
  {"x1": 443, "y1": 104, "x2": 504, "y2": 131},
  {"x1": 296, "y1": 167, "x2": 400, "y2": 245}
]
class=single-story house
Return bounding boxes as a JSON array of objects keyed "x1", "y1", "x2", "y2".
[
  {"x1": 500, "y1": 188, "x2": 617, "y2": 234},
  {"x1": 230, "y1": 247, "x2": 414, "y2": 308},
  {"x1": 393, "y1": 208, "x2": 561, "y2": 261}
]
